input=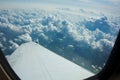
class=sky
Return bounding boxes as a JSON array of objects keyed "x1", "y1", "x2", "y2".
[
  {"x1": 0, "y1": 0, "x2": 120, "y2": 6},
  {"x1": 0, "y1": 0, "x2": 120, "y2": 12},
  {"x1": 0, "y1": 0, "x2": 119, "y2": 15}
]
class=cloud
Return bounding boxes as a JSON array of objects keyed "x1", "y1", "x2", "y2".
[
  {"x1": 0, "y1": 9, "x2": 118, "y2": 53},
  {"x1": 0, "y1": 42, "x2": 3, "y2": 48},
  {"x1": 9, "y1": 40, "x2": 19, "y2": 51},
  {"x1": 0, "y1": 9, "x2": 119, "y2": 72},
  {"x1": 18, "y1": 33, "x2": 32, "y2": 42}
]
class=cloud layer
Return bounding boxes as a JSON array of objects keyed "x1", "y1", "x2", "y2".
[{"x1": 0, "y1": 8, "x2": 119, "y2": 73}]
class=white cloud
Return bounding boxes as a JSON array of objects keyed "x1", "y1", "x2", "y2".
[
  {"x1": 0, "y1": 9, "x2": 119, "y2": 58},
  {"x1": 18, "y1": 33, "x2": 32, "y2": 42},
  {"x1": 9, "y1": 40, "x2": 19, "y2": 50},
  {"x1": 0, "y1": 8, "x2": 119, "y2": 73},
  {"x1": 41, "y1": 33, "x2": 49, "y2": 40},
  {"x1": 68, "y1": 45, "x2": 74, "y2": 48},
  {"x1": 0, "y1": 42, "x2": 3, "y2": 48}
]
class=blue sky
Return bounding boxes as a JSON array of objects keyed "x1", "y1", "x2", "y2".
[
  {"x1": 0, "y1": 0, "x2": 120, "y2": 6},
  {"x1": 0, "y1": 0, "x2": 120, "y2": 13}
]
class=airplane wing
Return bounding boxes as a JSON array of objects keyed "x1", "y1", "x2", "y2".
[{"x1": 7, "y1": 42, "x2": 94, "y2": 80}]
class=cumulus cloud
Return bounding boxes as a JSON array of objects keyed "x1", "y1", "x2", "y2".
[
  {"x1": 0, "y1": 42, "x2": 3, "y2": 48},
  {"x1": 0, "y1": 9, "x2": 119, "y2": 73},
  {"x1": 0, "y1": 9, "x2": 118, "y2": 54},
  {"x1": 9, "y1": 40, "x2": 19, "y2": 51},
  {"x1": 68, "y1": 45, "x2": 74, "y2": 48},
  {"x1": 18, "y1": 33, "x2": 32, "y2": 42}
]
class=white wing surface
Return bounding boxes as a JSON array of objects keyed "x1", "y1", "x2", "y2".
[{"x1": 7, "y1": 42, "x2": 94, "y2": 80}]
